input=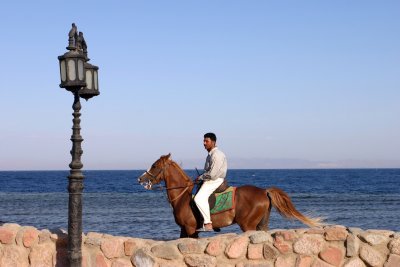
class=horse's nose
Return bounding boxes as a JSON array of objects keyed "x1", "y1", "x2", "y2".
[{"x1": 138, "y1": 172, "x2": 145, "y2": 183}]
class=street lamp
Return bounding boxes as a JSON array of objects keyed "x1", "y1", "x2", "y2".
[{"x1": 58, "y1": 23, "x2": 100, "y2": 267}]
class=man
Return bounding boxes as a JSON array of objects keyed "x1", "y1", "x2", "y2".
[{"x1": 194, "y1": 132, "x2": 227, "y2": 231}]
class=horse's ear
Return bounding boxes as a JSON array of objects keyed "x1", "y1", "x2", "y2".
[{"x1": 167, "y1": 153, "x2": 171, "y2": 160}]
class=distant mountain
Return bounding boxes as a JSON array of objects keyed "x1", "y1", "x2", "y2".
[{"x1": 179, "y1": 157, "x2": 400, "y2": 169}]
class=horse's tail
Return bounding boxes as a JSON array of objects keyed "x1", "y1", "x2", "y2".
[{"x1": 266, "y1": 187, "x2": 323, "y2": 228}]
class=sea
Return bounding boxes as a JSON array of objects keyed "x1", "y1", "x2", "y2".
[{"x1": 0, "y1": 169, "x2": 399, "y2": 240}]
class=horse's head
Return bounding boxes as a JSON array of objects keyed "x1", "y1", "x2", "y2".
[{"x1": 138, "y1": 153, "x2": 172, "y2": 190}]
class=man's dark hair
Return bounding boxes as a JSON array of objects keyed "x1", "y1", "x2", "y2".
[{"x1": 204, "y1": 132, "x2": 217, "y2": 142}]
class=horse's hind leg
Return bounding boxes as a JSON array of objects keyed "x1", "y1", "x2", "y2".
[
  {"x1": 237, "y1": 209, "x2": 264, "y2": 232},
  {"x1": 257, "y1": 195, "x2": 272, "y2": 231},
  {"x1": 256, "y1": 206, "x2": 271, "y2": 231}
]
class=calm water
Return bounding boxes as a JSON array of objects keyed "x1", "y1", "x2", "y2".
[{"x1": 0, "y1": 169, "x2": 399, "y2": 240}]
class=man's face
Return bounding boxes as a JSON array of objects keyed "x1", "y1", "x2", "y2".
[{"x1": 203, "y1": 137, "x2": 215, "y2": 152}]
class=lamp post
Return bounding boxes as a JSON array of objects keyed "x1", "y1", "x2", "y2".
[{"x1": 58, "y1": 23, "x2": 100, "y2": 267}]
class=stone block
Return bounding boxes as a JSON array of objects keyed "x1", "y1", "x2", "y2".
[
  {"x1": 275, "y1": 230, "x2": 297, "y2": 241},
  {"x1": 29, "y1": 242, "x2": 55, "y2": 267},
  {"x1": 275, "y1": 255, "x2": 296, "y2": 267},
  {"x1": 295, "y1": 229, "x2": 308, "y2": 235},
  {"x1": 312, "y1": 258, "x2": 335, "y2": 267},
  {"x1": 249, "y1": 231, "x2": 273, "y2": 244},
  {"x1": 39, "y1": 229, "x2": 52, "y2": 244},
  {"x1": 0, "y1": 226, "x2": 17, "y2": 244},
  {"x1": 343, "y1": 258, "x2": 366, "y2": 267},
  {"x1": 348, "y1": 228, "x2": 363, "y2": 235},
  {"x1": 177, "y1": 239, "x2": 207, "y2": 254},
  {"x1": 225, "y1": 236, "x2": 248, "y2": 259},
  {"x1": 0, "y1": 245, "x2": 29, "y2": 267},
  {"x1": 346, "y1": 234, "x2": 360, "y2": 257},
  {"x1": 306, "y1": 228, "x2": 325, "y2": 235},
  {"x1": 324, "y1": 226, "x2": 348, "y2": 241},
  {"x1": 101, "y1": 237, "x2": 125, "y2": 259},
  {"x1": 274, "y1": 235, "x2": 292, "y2": 254},
  {"x1": 85, "y1": 236, "x2": 102, "y2": 246},
  {"x1": 358, "y1": 232, "x2": 389, "y2": 246},
  {"x1": 359, "y1": 245, "x2": 386, "y2": 267},
  {"x1": 184, "y1": 254, "x2": 217, "y2": 267},
  {"x1": 132, "y1": 248, "x2": 157, "y2": 267},
  {"x1": 151, "y1": 243, "x2": 182, "y2": 260},
  {"x1": 82, "y1": 249, "x2": 90, "y2": 267},
  {"x1": 22, "y1": 227, "x2": 40, "y2": 248},
  {"x1": 158, "y1": 260, "x2": 187, "y2": 267},
  {"x1": 206, "y1": 238, "x2": 224, "y2": 256},
  {"x1": 87, "y1": 231, "x2": 104, "y2": 239},
  {"x1": 1, "y1": 223, "x2": 20, "y2": 231},
  {"x1": 295, "y1": 255, "x2": 314, "y2": 267},
  {"x1": 366, "y1": 229, "x2": 395, "y2": 237},
  {"x1": 294, "y1": 234, "x2": 325, "y2": 255},
  {"x1": 238, "y1": 261, "x2": 273, "y2": 267},
  {"x1": 94, "y1": 252, "x2": 111, "y2": 267},
  {"x1": 124, "y1": 239, "x2": 137, "y2": 256},
  {"x1": 263, "y1": 243, "x2": 278, "y2": 260},
  {"x1": 247, "y1": 243, "x2": 264, "y2": 260},
  {"x1": 111, "y1": 258, "x2": 132, "y2": 267},
  {"x1": 385, "y1": 254, "x2": 400, "y2": 267},
  {"x1": 319, "y1": 246, "x2": 343, "y2": 267},
  {"x1": 389, "y1": 238, "x2": 400, "y2": 255}
]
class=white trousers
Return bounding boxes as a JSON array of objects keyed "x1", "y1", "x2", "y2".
[{"x1": 194, "y1": 178, "x2": 224, "y2": 224}]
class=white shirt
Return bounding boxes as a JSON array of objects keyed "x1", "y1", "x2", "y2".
[{"x1": 200, "y1": 147, "x2": 227, "y2": 180}]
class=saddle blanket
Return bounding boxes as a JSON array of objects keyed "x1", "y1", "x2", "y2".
[{"x1": 210, "y1": 186, "x2": 236, "y2": 214}]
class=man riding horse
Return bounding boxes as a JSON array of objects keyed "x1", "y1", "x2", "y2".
[
  {"x1": 194, "y1": 132, "x2": 227, "y2": 232},
  {"x1": 138, "y1": 135, "x2": 323, "y2": 238}
]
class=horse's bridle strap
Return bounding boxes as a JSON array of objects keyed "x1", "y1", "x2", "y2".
[
  {"x1": 145, "y1": 161, "x2": 172, "y2": 181},
  {"x1": 168, "y1": 186, "x2": 190, "y2": 203},
  {"x1": 165, "y1": 182, "x2": 193, "y2": 190}
]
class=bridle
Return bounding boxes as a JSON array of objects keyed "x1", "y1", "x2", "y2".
[
  {"x1": 144, "y1": 161, "x2": 172, "y2": 185},
  {"x1": 143, "y1": 160, "x2": 196, "y2": 203}
]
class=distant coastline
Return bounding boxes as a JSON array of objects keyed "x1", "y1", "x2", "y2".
[{"x1": 1, "y1": 158, "x2": 400, "y2": 171}]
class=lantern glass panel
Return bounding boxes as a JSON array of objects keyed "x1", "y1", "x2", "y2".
[
  {"x1": 78, "y1": 60, "x2": 84, "y2": 81},
  {"x1": 94, "y1": 70, "x2": 98, "y2": 90},
  {"x1": 60, "y1": 60, "x2": 67, "y2": 82},
  {"x1": 86, "y1": 70, "x2": 93, "y2": 89},
  {"x1": 68, "y1": 59, "x2": 76, "y2": 81}
]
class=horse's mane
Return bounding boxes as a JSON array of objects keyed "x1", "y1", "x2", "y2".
[{"x1": 169, "y1": 160, "x2": 192, "y2": 182}]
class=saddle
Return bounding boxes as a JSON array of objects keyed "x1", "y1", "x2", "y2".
[
  {"x1": 192, "y1": 180, "x2": 236, "y2": 211},
  {"x1": 191, "y1": 180, "x2": 236, "y2": 231},
  {"x1": 208, "y1": 180, "x2": 228, "y2": 208}
]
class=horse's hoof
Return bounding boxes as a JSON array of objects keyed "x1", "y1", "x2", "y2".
[{"x1": 213, "y1": 228, "x2": 221, "y2": 232}]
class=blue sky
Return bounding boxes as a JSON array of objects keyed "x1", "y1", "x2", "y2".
[{"x1": 0, "y1": 1, "x2": 399, "y2": 170}]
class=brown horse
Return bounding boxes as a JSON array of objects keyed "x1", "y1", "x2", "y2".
[{"x1": 138, "y1": 154, "x2": 322, "y2": 238}]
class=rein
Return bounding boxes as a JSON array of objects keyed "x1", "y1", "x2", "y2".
[
  {"x1": 152, "y1": 181, "x2": 195, "y2": 203},
  {"x1": 168, "y1": 186, "x2": 190, "y2": 202}
]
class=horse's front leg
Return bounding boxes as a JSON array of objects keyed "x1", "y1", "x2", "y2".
[
  {"x1": 180, "y1": 227, "x2": 188, "y2": 238},
  {"x1": 180, "y1": 226, "x2": 198, "y2": 238}
]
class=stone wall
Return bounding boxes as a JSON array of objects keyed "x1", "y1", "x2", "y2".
[{"x1": 0, "y1": 223, "x2": 399, "y2": 267}]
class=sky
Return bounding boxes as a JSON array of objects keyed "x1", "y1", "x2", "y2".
[{"x1": 0, "y1": 1, "x2": 399, "y2": 170}]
